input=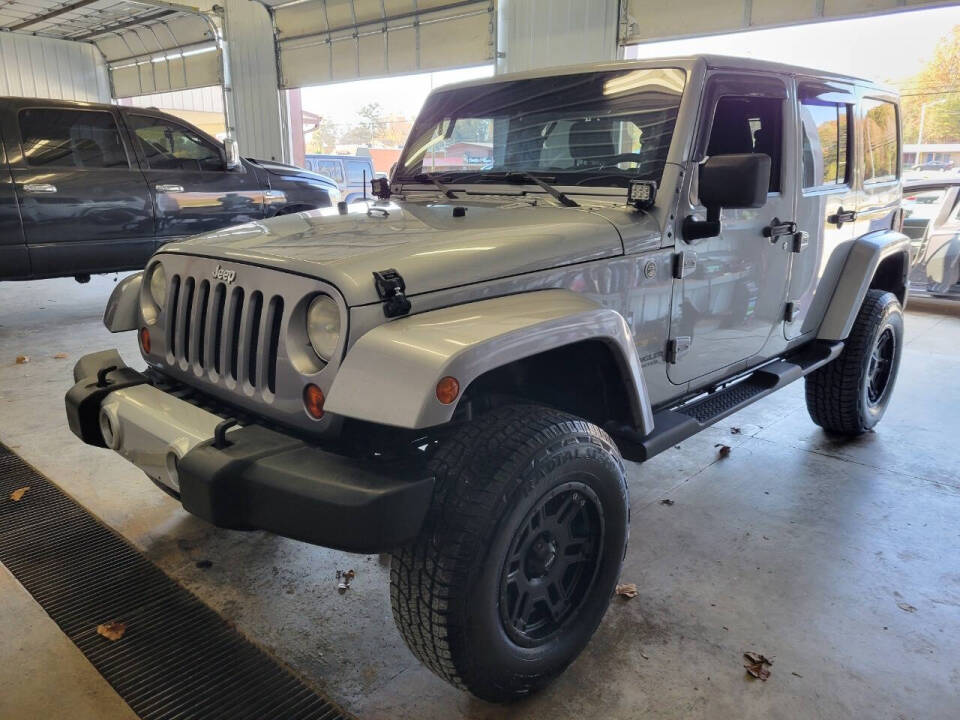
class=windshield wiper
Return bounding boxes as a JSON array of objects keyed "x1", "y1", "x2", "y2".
[
  {"x1": 414, "y1": 172, "x2": 458, "y2": 199},
  {"x1": 503, "y1": 171, "x2": 579, "y2": 207}
]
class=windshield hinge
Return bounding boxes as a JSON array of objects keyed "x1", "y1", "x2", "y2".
[{"x1": 373, "y1": 269, "x2": 412, "y2": 318}]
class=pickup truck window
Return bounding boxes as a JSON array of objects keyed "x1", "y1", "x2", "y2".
[
  {"x1": 127, "y1": 114, "x2": 223, "y2": 172},
  {"x1": 397, "y1": 67, "x2": 686, "y2": 189},
  {"x1": 19, "y1": 109, "x2": 129, "y2": 169}
]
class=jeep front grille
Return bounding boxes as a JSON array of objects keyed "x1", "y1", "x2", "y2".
[
  {"x1": 144, "y1": 253, "x2": 347, "y2": 434},
  {"x1": 167, "y1": 275, "x2": 285, "y2": 394}
]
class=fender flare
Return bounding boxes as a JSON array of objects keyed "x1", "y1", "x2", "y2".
[
  {"x1": 103, "y1": 271, "x2": 142, "y2": 333},
  {"x1": 818, "y1": 231, "x2": 910, "y2": 342},
  {"x1": 325, "y1": 289, "x2": 654, "y2": 432}
]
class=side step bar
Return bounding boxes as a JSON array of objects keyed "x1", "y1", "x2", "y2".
[{"x1": 608, "y1": 341, "x2": 843, "y2": 462}]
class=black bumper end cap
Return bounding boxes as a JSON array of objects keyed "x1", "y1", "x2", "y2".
[
  {"x1": 65, "y1": 350, "x2": 147, "y2": 447},
  {"x1": 179, "y1": 425, "x2": 435, "y2": 554}
]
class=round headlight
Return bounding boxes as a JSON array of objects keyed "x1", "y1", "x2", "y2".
[
  {"x1": 306, "y1": 294, "x2": 340, "y2": 361},
  {"x1": 147, "y1": 263, "x2": 167, "y2": 309}
]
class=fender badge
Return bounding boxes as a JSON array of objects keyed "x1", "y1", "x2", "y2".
[
  {"x1": 213, "y1": 264, "x2": 237, "y2": 284},
  {"x1": 644, "y1": 260, "x2": 657, "y2": 279}
]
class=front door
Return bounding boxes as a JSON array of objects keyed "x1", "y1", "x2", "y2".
[
  {"x1": 123, "y1": 112, "x2": 266, "y2": 243},
  {"x1": 787, "y1": 79, "x2": 858, "y2": 340},
  {"x1": 9, "y1": 105, "x2": 154, "y2": 277},
  {"x1": 668, "y1": 73, "x2": 795, "y2": 385}
]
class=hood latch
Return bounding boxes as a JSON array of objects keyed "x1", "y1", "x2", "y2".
[{"x1": 373, "y1": 269, "x2": 412, "y2": 318}]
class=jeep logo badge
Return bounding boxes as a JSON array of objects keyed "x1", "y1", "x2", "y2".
[{"x1": 213, "y1": 264, "x2": 237, "y2": 284}]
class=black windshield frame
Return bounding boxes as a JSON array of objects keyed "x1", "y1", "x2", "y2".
[{"x1": 395, "y1": 67, "x2": 686, "y2": 189}]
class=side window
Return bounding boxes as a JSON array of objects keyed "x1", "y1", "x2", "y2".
[
  {"x1": 799, "y1": 97, "x2": 850, "y2": 189},
  {"x1": 862, "y1": 99, "x2": 899, "y2": 184},
  {"x1": 127, "y1": 115, "x2": 223, "y2": 172},
  {"x1": 706, "y1": 96, "x2": 782, "y2": 192},
  {"x1": 346, "y1": 161, "x2": 369, "y2": 184},
  {"x1": 19, "y1": 109, "x2": 128, "y2": 169},
  {"x1": 318, "y1": 160, "x2": 345, "y2": 184}
]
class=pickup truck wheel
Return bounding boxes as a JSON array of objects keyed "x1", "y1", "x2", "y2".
[
  {"x1": 805, "y1": 289, "x2": 903, "y2": 435},
  {"x1": 390, "y1": 405, "x2": 629, "y2": 701}
]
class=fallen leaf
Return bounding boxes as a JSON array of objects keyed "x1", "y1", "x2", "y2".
[
  {"x1": 660, "y1": 498, "x2": 675, "y2": 506},
  {"x1": 337, "y1": 568, "x2": 356, "y2": 594},
  {"x1": 615, "y1": 582, "x2": 638, "y2": 599},
  {"x1": 15, "y1": 355, "x2": 29, "y2": 364},
  {"x1": 730, "y1": 427, "x2": 742, "y2": 435},
  {"x1": 743, "y1": 651, "x2": 773, "y2": 681},
  {"x1": 96, "y1": 621, "x2": 126, "y2": 641},
  {"x1": 195, "y1": 559, "x2": 213, "y2": 569},
  {"x1": 9, "y1": 486, "x2": 29, "y2": 501},
  {"x1": 715, "y1": 444, "x2": 732, "y2": 458},
  {"x1": 792, "y1": 672, "x2": 803, "y2": 678},
  {"x1": 897, "y1": 601, "x2": 917, "y2": 613},
  {"x1": 53, "y1": 352, "x2": 68, "y2": 359}
]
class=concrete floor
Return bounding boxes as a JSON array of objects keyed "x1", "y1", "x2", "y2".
[{"x1": 1, "y1": 275, "x2": 959, "y2": 720}]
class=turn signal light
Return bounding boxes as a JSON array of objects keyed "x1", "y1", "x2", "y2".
[
  {"x1": 303, "y1": 384, "x2": 325, "y2": 419},
  {"x1": 436, "y1": 376, "x2": 460, "y2": 405},
  {"x1": 139, "y1": 327, "x2": 151, "y2": 354}
]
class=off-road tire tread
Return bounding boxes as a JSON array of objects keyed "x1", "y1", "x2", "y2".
[
  {"x1": 389, "y1": 404, "x2": 625, "y2": 700},
  {"x1": 805, "y1": 289, "x2": 900, "y2": 434}
]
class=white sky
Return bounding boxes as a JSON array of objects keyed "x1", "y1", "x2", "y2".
[
  {"x1": 301, "y1": 5, "x2": 960, "y2": 128},
  {"x1": 626, "y1": 5, "x2": 960, "y2": 87}
]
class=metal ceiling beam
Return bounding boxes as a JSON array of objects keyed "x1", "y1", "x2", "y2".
[{"x1": 6, "y1": 0, "x2": 101, "y2": 31}]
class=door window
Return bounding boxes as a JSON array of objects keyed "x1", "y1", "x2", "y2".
[
  {"x1": 19, "y1": 109, "x2": 129, "y2": 169},
  {"x1": 706, "y1": 96, "x2": 782, "y2": 191},
  {"x1": 799, "y1": 99, "x2": 850, "y2": 188},
  {"x1": 862, "y1": 99, "x2": 899, "y2": 184},
  {"x1": 346, "y1": 161, "x2": 370, "y2": 184},
  {"x1": 308, "y1": 159, "x2": 344, "y2": 184},
  {"x1": 127, "y1": 115, "x2": 224, "y2": 172}
]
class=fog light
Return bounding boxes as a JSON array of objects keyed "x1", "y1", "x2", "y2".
[
  {"x1": 139, "y1": 326, "x2": 151, "y2": 354},
  {"x1": 303, "y1": 384, "x2": 325, "y2": 419},
  {"x1": 436, "y1": 376, "x2": 460, "y2": 405}
]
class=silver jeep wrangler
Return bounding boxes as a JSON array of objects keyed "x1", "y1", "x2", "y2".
[{"x1": 66, "y1": 55, "x2": 909, "y2": 702}]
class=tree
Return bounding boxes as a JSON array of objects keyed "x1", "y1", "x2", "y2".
[
  {"x1": 305, "y1": 118, "x2": 339, "y2": 154},
  {"x1": 900, "y1": 25, "x2": 960, "y2": 145}
]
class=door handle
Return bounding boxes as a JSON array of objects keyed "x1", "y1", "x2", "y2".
[
  {"x1": 22, "y1": 183, "x2": 57, "y2": 194},
  {"x1": 828, "y1": 207, "x2": 857, "y2": 227},
  {"x1": 763, "y1": 217, "x2": 797, "y2": 240},
  {"x1": 155, "y1": 184, "x2": 184, "y2": 193}
]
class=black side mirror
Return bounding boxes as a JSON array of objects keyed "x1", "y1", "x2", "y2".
[{"x1": 683, "y1": 153, "x2": 771, "y2": 241}]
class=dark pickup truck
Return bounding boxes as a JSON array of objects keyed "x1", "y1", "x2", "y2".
[{"x1": 0, "y1": 97, "x2": 340, "y2": 281}]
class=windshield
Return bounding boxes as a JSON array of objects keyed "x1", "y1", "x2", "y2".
[{"x1": 396, "y1": 67, "x2": 686, "y2": 189}]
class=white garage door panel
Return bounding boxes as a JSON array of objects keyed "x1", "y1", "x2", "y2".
[
  {"x1": 621, "y1": 0, "x2": 954, "y2": 43},
  {"x1": 110, "y1": 48, "x2": 221, "y2": 97},
  {"x1": 275, "y1": 0, "x2": 494, "y2": 88}
]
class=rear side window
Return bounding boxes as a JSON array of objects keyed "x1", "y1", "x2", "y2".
[
  {"x1": 706, "y1": 96, "x2": 782, "y2": 192},
  {"x1": 308, "y1": 159, "x2": 344, "y2": 184},
  {"x1": 19, "y1": 109, "x2": 128, "y2": 169},
  {"x1": 862, "y1": 99, "x2": 899, "y2": 184},
  {"x1": 799, "y1": 98, "x2": 850, "y2": 189}
]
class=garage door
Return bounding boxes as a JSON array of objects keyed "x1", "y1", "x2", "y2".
[
  {"x1": 271, "y1": 0, "x2": 496, "y2": 88},
  {"x1": 619, "y1": 0, "x2": 953, "y2": 44}
]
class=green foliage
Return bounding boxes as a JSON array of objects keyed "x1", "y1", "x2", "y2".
[{"x1": 901, "y1": 26, "x2": 960, "y2": 145}]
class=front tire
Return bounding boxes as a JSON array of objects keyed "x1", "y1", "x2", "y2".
[
  {"x1": 805, "y1": 289, "x2": 904, "y2": 434},
  {"x1": 390, "y1": 405, "x2": 629, "y2": 702}
]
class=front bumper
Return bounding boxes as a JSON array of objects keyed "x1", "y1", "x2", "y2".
[{"x1": 65, "y1": 350, "x2": 434, "y2": 553}]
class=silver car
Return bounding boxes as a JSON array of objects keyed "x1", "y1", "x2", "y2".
[{"x1": 66, "y1": 55, "x2": 909, "y2": 702}]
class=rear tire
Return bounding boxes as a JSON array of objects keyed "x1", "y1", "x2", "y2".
[
  {"x1": 390, "y1": 405, "x2": 629, "y2": 702},
  {"x1": 805, "y1": 289, "x2": 903, "y2": 434}
]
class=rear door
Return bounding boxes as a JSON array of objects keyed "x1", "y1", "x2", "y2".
[
  {"x1": 786, "y1": 79, "x2": 858, "y2": 339},
  {"x1": 123, "y1": 112, "x2": 266, "y2": 242},
  {"x1": 668, "y1": 72, "x2": 795, "y2": 385},
  {"x1": 9, "y1": 104, "x2": 153, "y2": 277}
]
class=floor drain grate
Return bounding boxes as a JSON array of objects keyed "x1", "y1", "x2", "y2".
[{"x1": 0, "y1": 443, "x2": 354, "y2": 720}]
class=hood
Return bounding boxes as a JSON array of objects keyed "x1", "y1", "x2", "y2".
[
  {"x1": 247, "y1": 158, "x2": 337, "y2": 187},
  {"x1": 159, "y1": 198, "x2": 657, "y2": 306}
]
